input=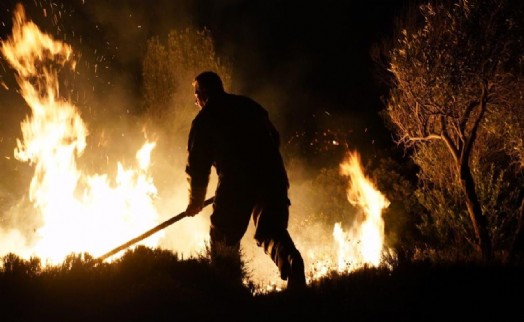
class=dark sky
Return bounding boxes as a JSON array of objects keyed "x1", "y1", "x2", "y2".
[
  {"x1": 199, "y1": 1, "x2": 409, "y2": 148},
  {"x1": 0, "y1": 0, "x2": 416, "y2": 161},
  {"x1": 191, "y1": 1, "x2": 416, "y2": 160}
]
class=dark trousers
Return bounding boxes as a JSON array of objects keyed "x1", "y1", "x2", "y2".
[{"x1": 209, "y1": 179, "x2": 302, "y2": 280}]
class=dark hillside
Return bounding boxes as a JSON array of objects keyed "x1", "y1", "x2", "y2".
[{"x1": 1, "y1": 247, "x2": 522, "y2": 322}]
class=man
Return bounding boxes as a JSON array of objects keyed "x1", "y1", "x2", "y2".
[{"x1": 184, "y1": 71, "x2": 306, "y2": 290}]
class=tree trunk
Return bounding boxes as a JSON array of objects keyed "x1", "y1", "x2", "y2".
[{"x1": 459, "y1": 162, "x2": 493, "y2": 263}]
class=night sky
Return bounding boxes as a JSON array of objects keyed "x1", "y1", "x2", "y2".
[{"x1": 189, "y1": 0, "x2": 414, "y2": 152}]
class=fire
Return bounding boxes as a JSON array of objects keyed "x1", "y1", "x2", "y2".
[
  {"x1": 0, "y1": 4, "x2": 393, "y2": 293},
  {"x1": 251, "y1": 150, "x2": 392, "y2": 292},
  {"x1": 335, "y1": 150, "x2": 391, "y2": 271},
  {"x1": 296, "y1": 150, "x2": 392, "y2": 288},
  {"x1": 0, "y1": 4, "x2": 161, "y2": 264}
]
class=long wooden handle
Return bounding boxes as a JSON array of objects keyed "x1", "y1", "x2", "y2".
[{"x1": 94, "y1": 197, "x2": 215, "y2": 264}]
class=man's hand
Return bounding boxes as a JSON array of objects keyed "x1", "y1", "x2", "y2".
[
  {"x1": 185, "y1": 202, "x2": 204, "y2": 217},
  {"x1": 186, "y1": 185, "x2": 206, "y2": 217}
]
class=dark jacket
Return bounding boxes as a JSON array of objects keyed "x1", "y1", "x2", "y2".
[{"x1": 186, "y1": 93, "x2": 289, "y2": 200}]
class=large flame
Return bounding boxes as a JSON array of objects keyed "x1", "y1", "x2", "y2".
[{"x1": 0, "y1": 4, "x2": 161, "y2": 264}]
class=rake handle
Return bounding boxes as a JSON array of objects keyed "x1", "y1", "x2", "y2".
[{"x1": 94, "y1": 197, "x2": 214, "y2": 264}]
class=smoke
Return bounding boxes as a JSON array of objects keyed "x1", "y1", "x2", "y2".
[{"x1": 0, "y1": 0, "x2": 396, "y2": 290}]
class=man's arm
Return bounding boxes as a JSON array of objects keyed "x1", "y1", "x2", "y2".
[{"x1": 185, "y1": 116, "x2": 213, "y2": 216}]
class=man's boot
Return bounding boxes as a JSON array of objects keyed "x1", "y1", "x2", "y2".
[{"x1": 258, "y1": 230, "x2": 307, "y2": 291}]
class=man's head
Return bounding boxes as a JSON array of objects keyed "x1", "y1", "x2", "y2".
[{"x1": 193, "y1": 71, "x2": 225, "y2": 109}]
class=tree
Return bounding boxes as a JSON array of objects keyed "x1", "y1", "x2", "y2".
[
  {"x1": 140, "y1": 27, "x2": 232, "y2": 194},
  {"x1": 382, "y1": 0, "x2": 524, "y2": 262},
  {"x1": 141, "y1": 27, "x2": 231, "y2": 143}
]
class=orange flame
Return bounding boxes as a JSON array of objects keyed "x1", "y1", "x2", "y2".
[
  {"x1": 258, "y1": 150, "x2": 393, "y2": 292},
  {"x1": 1, "y1": 4, "x2": 161, "y2": 264},
  {"x1": 336, "y1": 150, "x2": 391, "y2": 271}
]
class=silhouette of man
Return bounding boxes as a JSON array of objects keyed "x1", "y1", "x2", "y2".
[{"x1": 185, "y1": 71, "x2": 306, "y2": 290}]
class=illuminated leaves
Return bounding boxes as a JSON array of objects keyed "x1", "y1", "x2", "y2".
[
  {"x1": 384, "y1": 0, "x2": 524, "y2": 260},
  {"x1": 142, "y1": 27, "x2": 231, "y2": 132}
]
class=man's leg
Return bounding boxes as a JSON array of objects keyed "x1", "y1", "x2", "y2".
[
  {"x1": 254, "y1": 199, "x2": 306, "y2": 290},
  {"x1": 256, "y1": 229, "x2": 306, "y2": 291}
]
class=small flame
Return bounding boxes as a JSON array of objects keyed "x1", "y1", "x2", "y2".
[
  {"x1": 266, "y1": 149, "x2": 393, "y2": 291},
  {"x1": 1, "y1": 4, "x2": 161, "y2": 264},
  {"x1": 335, "y1": 150, "x2": 391, "y2": 272}
]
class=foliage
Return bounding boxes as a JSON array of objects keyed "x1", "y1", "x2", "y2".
[
  {"x1": 0, "y1": 247, "x2": 251, "y2": 320},
  {"x1": 1, "y1": 253, "x2": 41, "y2": 278},
  {"x1": 141, "y1": 27, "x2": 232, "y2": 141},
  {"x1": 309, "y1": 167, "x2": 354, "y2": 226},
  {"x1": 382, "y1": 0, "x2": 524, "y2": 261}
]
